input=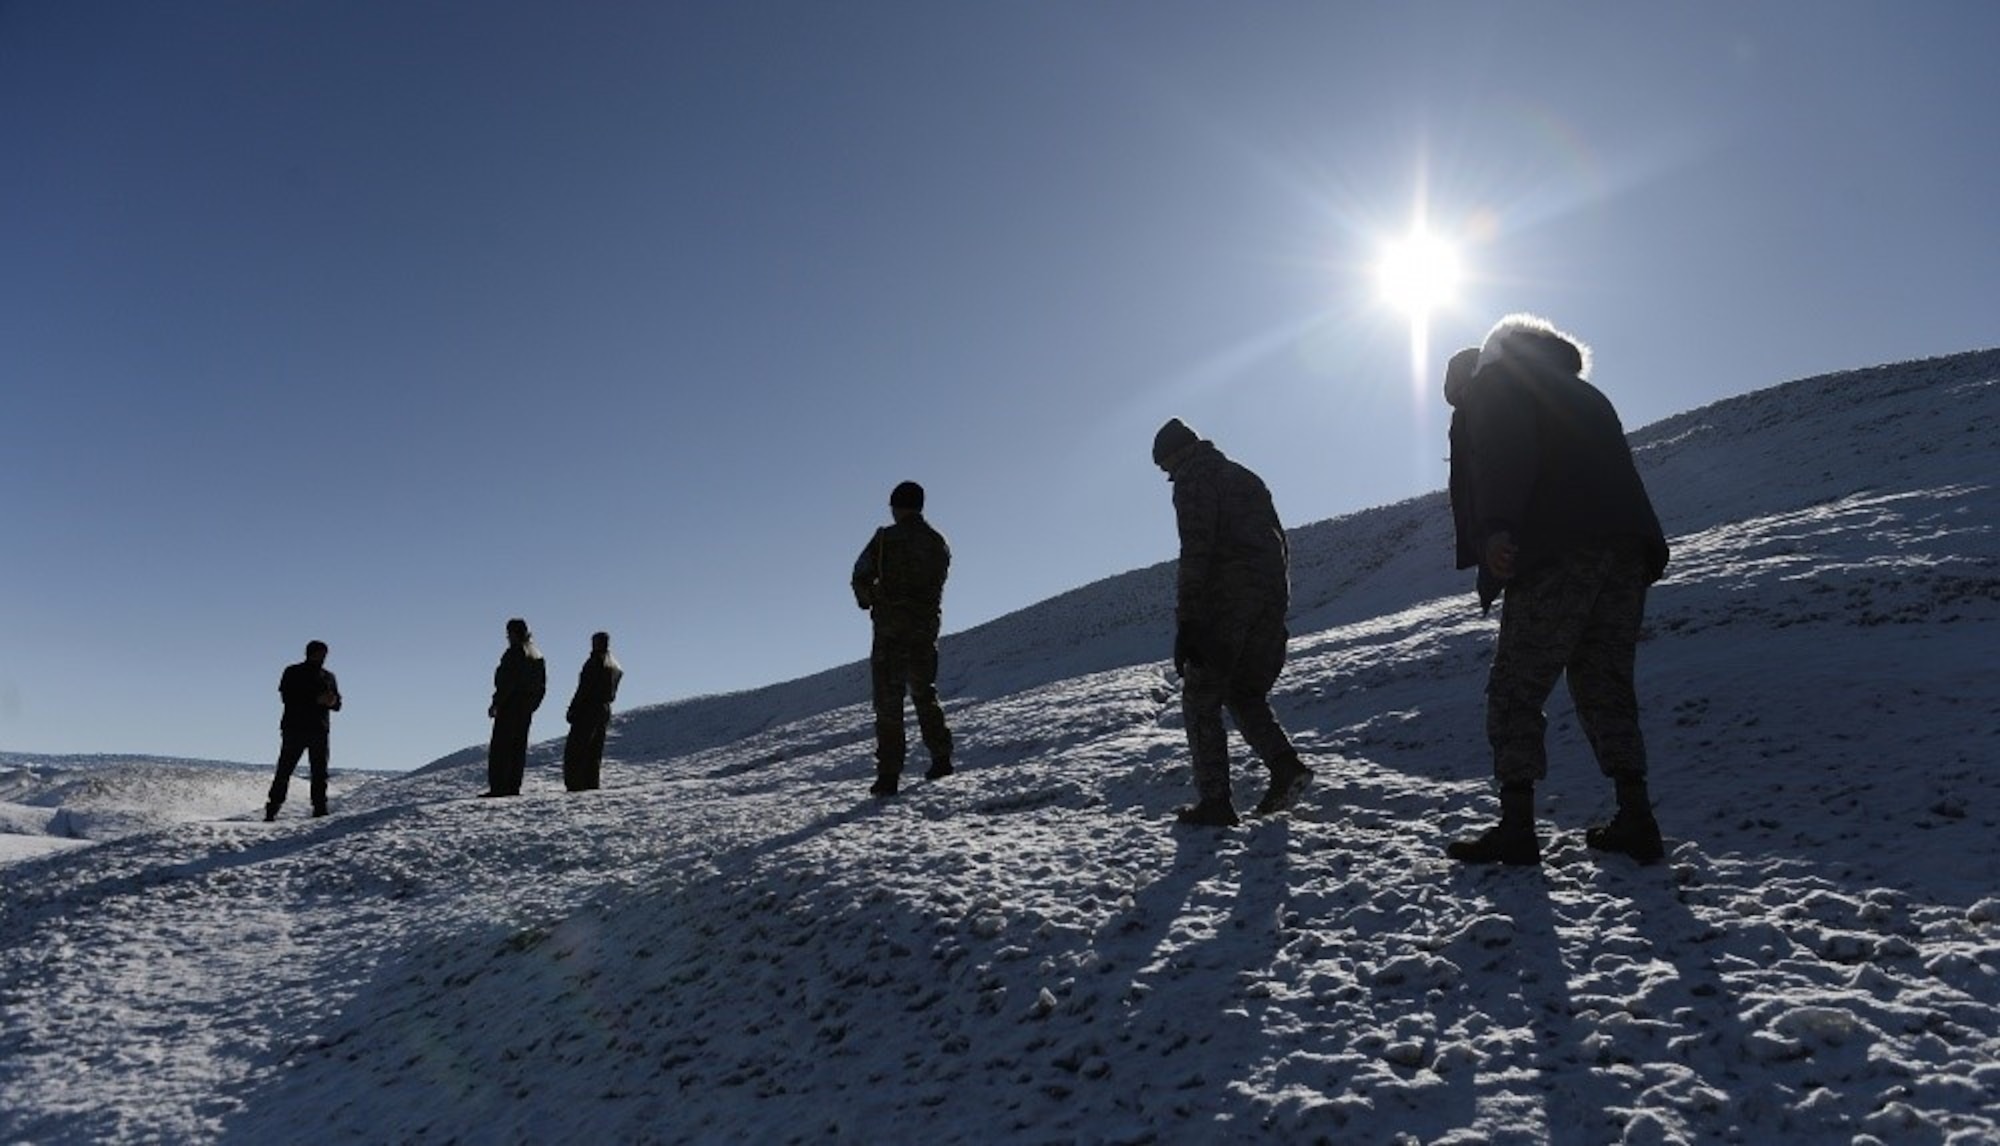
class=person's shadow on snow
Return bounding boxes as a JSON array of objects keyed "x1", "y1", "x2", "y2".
[{"x1": 1085, "y1": 821, "x2": 1299, "y2": 1125}]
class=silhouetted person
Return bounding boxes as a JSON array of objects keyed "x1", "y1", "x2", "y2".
[
  {"x1": 563, "y1": 630, "x2": 623, "y2": 792},
  {"x1": 1153, "y1": 418, "x2": 1312, "y2": 827},
  {"x1": 265, "y1": 640, "x2": 342, "y2": 821},
  {"x1": 851, "y1": 480, "x2": 953, "y2": 797},
  {"x1": 1442, "y1": 314, "x2": 1670, "y2": 865},
  {"x1": 483, "y1": 617, "x2": 546, "y2": 797}
]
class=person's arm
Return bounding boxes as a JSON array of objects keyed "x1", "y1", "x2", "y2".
[
  {"x1": 1172, "y1": 478, "x2": 1220, "y2": 625},
  {"x1": 1469, "y1": 389, "x2": 1538, "y2": 579},
  {"x1": 851, "y1": 531, "x2": 881, "y2": 610}
]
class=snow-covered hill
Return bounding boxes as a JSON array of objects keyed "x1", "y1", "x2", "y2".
[{"x1": 3, "y1": 350, "x2": 1996, "y2": 1144}]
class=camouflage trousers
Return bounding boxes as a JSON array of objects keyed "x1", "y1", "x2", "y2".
[
  {"x1": 1183, "y1": 605, "x2": 1297, "y2": 802},
  {"x1": 872, "y1": 631, "x2": 952, "y2": 775},
  {"x1": 1486, "y1": 544, "x2": 1652, "y2": 786}
]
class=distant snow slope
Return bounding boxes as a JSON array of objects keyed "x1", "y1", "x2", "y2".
[
  {"x1": 3, "y1": 350, "x2": 1995, "y2": 1144},
  {"x1": 0, "y1": 753, "x2": 379, "y2": 863}
]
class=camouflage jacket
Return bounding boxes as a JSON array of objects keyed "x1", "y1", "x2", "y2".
[
  {"x1": 1167, "y1": 441, "x2": 1289, "y2": 632},
  {"x1": 852, "y1": 514, "x2": 951, "y2": 641}
]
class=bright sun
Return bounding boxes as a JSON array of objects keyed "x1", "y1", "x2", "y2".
[{"x1": 1376, "y1": 230, "x2": 1463, "y2": 318}]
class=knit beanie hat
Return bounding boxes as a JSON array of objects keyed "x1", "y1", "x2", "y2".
[
  {"x1": 889, "y1": 481, "x2": 925, "y2": 510},
  {"x1": 1152, "y1": 417, "x2": 1200, "y2": 468}
]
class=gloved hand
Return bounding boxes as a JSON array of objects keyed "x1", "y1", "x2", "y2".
[
  {"x1": 1484, "y1": 530, "x2": 1519, "y2": 580},
  {"x1": 1173, "y1": 627, "x2": 1205, "y2": 677}
]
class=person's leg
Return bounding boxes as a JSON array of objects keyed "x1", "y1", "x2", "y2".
[
  {"x1": 1181, "y1": 663, "x2": 1233, "y2": 805},
  {"x1": 487, "y1": 723, "x2": 508, "y2": 795},
  {"x1": 563, "y1": 725, "x2": 586, "y2": 790},
  {"x1": 579, "y1": 720, "x2": 608, "y2": 789},
  {"x1": 870, "y1": 636, "x2": 908, "y2": 793},
  {"x1": 907, "y1": 640, "x2": 953, "y2": 776},
  {"x1": 493, "y1": 711, "x2": 531, "y2": 795},
  {"x1": 1451, "y1": 553, "x2": 1596, "y2": 863},
  {"x1": 267, "y1": 739, "x2": 306, "y2": 818},
  {"x1": 1485, "y1": 553, "x2": 1600, "y2": 786},
  {"x1": 1570, "y1": 551, "x2": 1665, "y2": 863},
  {"x1": 1222, "y1": 611, "x2": 1313, "y2": 815},
  {"x1": 307, "y1": 740, "x2": 330, "y2": 815},
  {"x1": 1223, "y1": 610, "x2": 1297, "y2": 768},
  {"x1": 509, "y1": 715, "x2": 532, "y2": 794},
  {"x1": 1567, "y1": 553, "x2": 1649, "y2": 784}
]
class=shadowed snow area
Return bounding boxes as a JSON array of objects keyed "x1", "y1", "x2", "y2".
[{"x1": 3, "y1": 351, "x2": 1996, "y2": 1143}]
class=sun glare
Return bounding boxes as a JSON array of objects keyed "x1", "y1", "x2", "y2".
[{"x1": 1376, "y1": 231, "x2": 1463, "y2": 318}]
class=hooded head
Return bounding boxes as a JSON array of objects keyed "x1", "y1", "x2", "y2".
[
  {"x1": 1474, "y1": 313, "x2": 1590, "y2": 381},
  {"x1": 506, "y1": 617, "x2": 530, "y2": 643},
  {"x1": 1151, "y1": 417, "x2": 1201, "y2": 473}
]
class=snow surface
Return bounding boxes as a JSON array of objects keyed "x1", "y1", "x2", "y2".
[{"x1": 3, "y1": 350, "x2": 1997, "y2": 1144}]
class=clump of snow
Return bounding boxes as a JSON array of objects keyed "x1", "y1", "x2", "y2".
[{"x1": 2, "y1": 350, "x2": 1996, "y2": 1143}]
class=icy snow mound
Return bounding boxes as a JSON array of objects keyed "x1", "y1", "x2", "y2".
[{"x1": 0, "y1": 754, "x2": 383, "y2": 859}]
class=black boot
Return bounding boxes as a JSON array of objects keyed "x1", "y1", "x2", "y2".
[
  {"x1": 263, "y1": 802, "x2": 279, "y2": 823},
  {"x1": 1587, "y1": 778, "x2": 1664, "y2": 864},
  {"x1": 869, "y1": 769, "x2": 901, "y2": 798},
  {"x1": 1446, "y1": 783, "x2": 1540, "y2": 865},
  {"x1": 1251, "y1": 752, "x2": 1315, "y2": 816},
  {"x1": 924, "y1": 757, "x2": 954, "y2": 781},
  {"x1": 1174, "y1": 796, "x2": 1241, "y2": 827}
]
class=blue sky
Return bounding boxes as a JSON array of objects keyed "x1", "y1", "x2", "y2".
[{"x1": 3, "y1": 2, "x2": 1994, "y2": 773}]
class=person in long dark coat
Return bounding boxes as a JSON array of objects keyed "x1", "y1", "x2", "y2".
[
  {"x1": 562, "y1": 631, "x2": 623, "y2": 792},
  {"x1": 265, "y1": 640, "x2": 342, "y2": 821},
  {"x1": 483, "y1": 617, "x2": 545, "y2": 797}
]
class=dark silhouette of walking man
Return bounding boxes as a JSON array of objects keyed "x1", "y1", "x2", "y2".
[
  {"x1": 1153, "y1": 418, "x2": 1313, "y2": 827},
  {"x1": 851, "y1": 480, "x2": 954, "y2": 797}
]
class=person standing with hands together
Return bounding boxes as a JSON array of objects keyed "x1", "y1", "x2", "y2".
[{"x1": 264, "y1": 639, "x2": 342, "y2": 821}]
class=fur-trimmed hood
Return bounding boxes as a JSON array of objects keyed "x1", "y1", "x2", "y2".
[{"x1": 1473, "y1": 312, "x2": 1591, "y2": 381}]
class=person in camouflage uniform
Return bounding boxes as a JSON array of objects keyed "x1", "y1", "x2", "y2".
[
  {"x1": 851, "y1": 481, "x2": 953, "y2": 797},
  {"x1": 562, "y1": 630, "x2": 623, "y2": 792},
  {"x1": 483, "y1": 617, "x2": 546, "y2": 798},
  {"x1": 1153, "y1": 418, "x2": 1312, "y2": 827},
  {"x1": 1443, "y1": 315, "x2": 1671, "y2": 865}
]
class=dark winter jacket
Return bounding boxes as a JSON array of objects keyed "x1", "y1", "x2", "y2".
[
  {"x1": 1167, "y1": 440, "x2": 1290, "y2": 639},
  {"x1": 566, "y1": 652, "x2": 624, "y2": 726},
  {"x1": 1447, "y1": 330, "x2": 1667, "y2": 610},
  {"x1": 492, "y1": 642, "x2": 547, "y2": 715},
  {"x1": 278, "y1": 661, "x2": 341, "y2": 738},
  {"x1": 852, "y1": 513, "x2": 951, "y2": 643}
]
